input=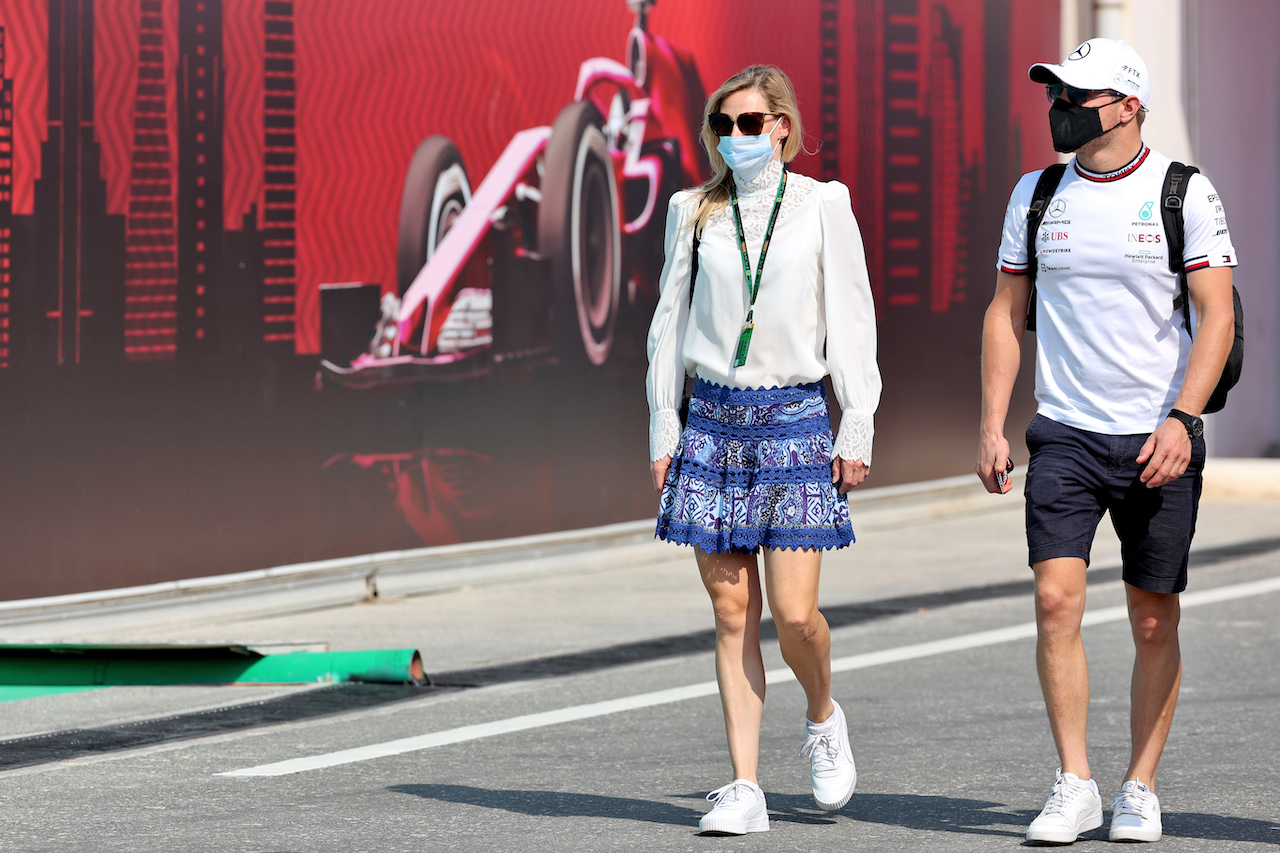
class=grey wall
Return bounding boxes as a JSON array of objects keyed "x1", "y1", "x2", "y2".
[{"x1": 1193, "y1": 0, "x2": 1280, "y2": 456}]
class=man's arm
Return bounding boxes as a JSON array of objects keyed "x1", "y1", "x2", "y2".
[
  {"x1": 1136, "y1": 266, "x2": 1235, "y2": 487},
  {"x1": 977, "y1": 271, "x2": 1032, "y2": 494}
]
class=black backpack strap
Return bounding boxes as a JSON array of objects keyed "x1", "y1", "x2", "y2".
[
  {"x1": 1160, "y1": 161, "x2": 1244, "y2": 414},
  {"x1": 1024, "y1": 163, "x2": 1067, "y2": 331},
  {"x1": 1161, "y1": 161, "x2": 1199, "y2": 335}
]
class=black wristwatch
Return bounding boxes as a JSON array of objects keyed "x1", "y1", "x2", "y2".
[{"x1": 1167, "y1": 408, "x2": 1204, "y2": 439}]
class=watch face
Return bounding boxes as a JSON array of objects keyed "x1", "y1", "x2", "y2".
[{"x1": 1170, "y1": 410, "x2": 1204, "y2": 439}]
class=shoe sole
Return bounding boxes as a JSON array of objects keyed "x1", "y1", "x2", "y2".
[
  {"x1": 698, "y1": 816, "x2": 769, "y2": 835},
  {"x1": 1026, "y1": 810, "x2": 1103, "y2": 844},
  {"x1": 814, "y1": 779, "x2": 856, "y2": 812},
  {"x1": 1109, "y1": 826, "x2": 1161, "y2": 842}
]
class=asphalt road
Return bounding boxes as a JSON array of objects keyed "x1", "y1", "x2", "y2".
[{"x1": 1, "y1": 543, "x2": 1277, "y2": 851}]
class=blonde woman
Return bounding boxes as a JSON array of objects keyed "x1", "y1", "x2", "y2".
[{"x1": 646, "y1": 65, "x2": 880, "y2": 835}]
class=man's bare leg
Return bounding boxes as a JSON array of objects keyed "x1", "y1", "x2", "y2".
[
  {"x1": 1034, "y1": 556, "x2": 1092, "y2": 779},
  {"x1": 1123, "y1": 584, "x2": 1182, "y2": 788}
]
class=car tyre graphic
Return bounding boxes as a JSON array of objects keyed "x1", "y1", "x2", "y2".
[
  {"x1": 397, "y1": 135, "x2": 471, "y2": 297},
  {"x1": 540, "y1": 100, "x2": 621, "y2": 367}
]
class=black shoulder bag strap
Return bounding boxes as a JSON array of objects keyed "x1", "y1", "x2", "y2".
[
  {"x1": 1024, "y1": 163, "x2": 1068, "y2": 332},
  {"x1": 677, "y1": 228, "x2": 701, "y2": 426},
  {"x1": 688, "y1": 231, "x2": 700, "y2": 307},
  {"x1": 1162, "y1": 161, "x2": 1198, "y2": 331}
]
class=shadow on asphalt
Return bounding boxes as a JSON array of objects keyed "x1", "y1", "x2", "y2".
[
  {"x1": 780, "y1": 792, "x2": 1027, "y2": 838},
  {"x1": 391, "y1": 784, "x2": 1024, "y2": 836},
  {"x1": 390, "y1": 785, "x2": 1280, "y2": 844},
  {"x1": 1163, "y1": 812, "x2": 1280, "y2": 845},
  {"x1": 390, "y1": 784, "x2": 703, "y2": 827}
]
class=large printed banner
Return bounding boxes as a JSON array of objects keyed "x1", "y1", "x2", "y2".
[{"x1": 0, "y1": 0, "x2": 1057, "y2": 599}]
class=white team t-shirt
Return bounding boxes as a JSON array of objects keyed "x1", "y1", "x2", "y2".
[{"x1": 996, "y1": 146, "x2": 1238, "y2": 435}]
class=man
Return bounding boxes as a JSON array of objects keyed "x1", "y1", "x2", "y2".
[{"x1": 977, "y1": 38, "x2": 1237, "y2": 844}]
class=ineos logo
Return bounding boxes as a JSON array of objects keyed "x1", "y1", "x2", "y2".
[{"x1": 1069, "y1": 43, "x2": 1091, "y2": 61}]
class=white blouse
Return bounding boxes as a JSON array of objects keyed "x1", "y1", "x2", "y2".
[{"x1": 646, "y1": 159, "x2": 881, "y2": 464}]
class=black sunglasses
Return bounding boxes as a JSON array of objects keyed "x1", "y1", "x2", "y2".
[
  {"x1": 1045, "y1": 83, "x2": 1125, "y2": 106},
  {"x1": 708, "y1": 111, "x2": 783, "y2": 137}
]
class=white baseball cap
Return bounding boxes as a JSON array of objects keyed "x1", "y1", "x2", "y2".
[{"x1": 1029, "y1": 38, "x2": 1150, "y2": 107}]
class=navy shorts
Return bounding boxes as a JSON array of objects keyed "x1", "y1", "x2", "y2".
[{"x1": 1024, "y1": 414, "x2": 1205, "y2": 594}]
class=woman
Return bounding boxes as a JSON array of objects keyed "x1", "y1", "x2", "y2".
[{"x1": 646, "y1": 65, "x2": 880, "y2": 835}]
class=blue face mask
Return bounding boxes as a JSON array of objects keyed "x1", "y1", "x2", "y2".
[{"x1": 717, "y1": 133, "x2": 782, "y2": 183}]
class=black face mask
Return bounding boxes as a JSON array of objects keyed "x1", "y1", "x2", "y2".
[{"x1": 1047, "y1": 98, "x2": 1119, "y2": 153}]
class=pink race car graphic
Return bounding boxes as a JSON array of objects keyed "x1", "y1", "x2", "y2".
[{"x1": 320, "y1": 0, "x2": 706, "y2": 388}]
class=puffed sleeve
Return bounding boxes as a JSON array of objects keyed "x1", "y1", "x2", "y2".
[
  {"x1": 819, "y1": 182, "x2": 882, "y2": 465},
  {"x1": 645, "y1": 191, "x2": 697, "y2": 462}
]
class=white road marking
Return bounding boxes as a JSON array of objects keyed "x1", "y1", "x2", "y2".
[{"x1": 218, "y1": 574, "x2": 1280, "y2": 778}]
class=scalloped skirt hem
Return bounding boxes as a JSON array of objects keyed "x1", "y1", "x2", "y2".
[{"x1": 654, "y1": 519, "x2": 854, "y2": 555}]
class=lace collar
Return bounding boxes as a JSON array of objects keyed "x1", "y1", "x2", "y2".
[{"x1": 733, "y1": 159, "x2": 785, "y2": 196}]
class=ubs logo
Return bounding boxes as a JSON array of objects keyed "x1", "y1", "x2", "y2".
[
  {"x1": 1048, "y1": 199, "x2": 1067, "y2": 217},
  {"x1": 1139, "y1": 201, "x2": 1155, "y2": 221}
]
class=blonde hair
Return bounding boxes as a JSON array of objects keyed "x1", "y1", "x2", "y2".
[{"x1": 690, "y1": 65, "x2": 804, "y2": 233}]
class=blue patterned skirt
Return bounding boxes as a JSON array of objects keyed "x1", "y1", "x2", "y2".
[{"x1": 656, "y1": 378, "x2": 854, "y2": 554}]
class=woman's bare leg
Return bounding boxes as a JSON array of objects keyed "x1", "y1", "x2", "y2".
[
  {"x1": 763, "y1": 547, "x2": 833, "y2": 723},
  {"x1": 697, "y1": 547, "x2": 766, "y2": 781}
]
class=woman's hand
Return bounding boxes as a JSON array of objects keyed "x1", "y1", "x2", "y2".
[
  {"x1": 831, "y1": 456, "x2": 869, "y2": 494},
  {"x1": 651, "y1": 455, "x2": 673, "y2": 492}
]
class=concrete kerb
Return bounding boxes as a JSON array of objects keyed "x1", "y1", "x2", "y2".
[
  {"x1": 1, "y1": 461, "x2": 1273, "y2": 641},
  {"x1": 1200, "y1": 456, "x2": 1280, "y2": 500}
]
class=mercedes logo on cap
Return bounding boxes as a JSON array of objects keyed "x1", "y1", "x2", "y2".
[{"x1": 1069, "y1": 43, "x2": 1091, "y2": 60}]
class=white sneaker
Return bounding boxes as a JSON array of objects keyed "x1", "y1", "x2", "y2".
[
  {"x1": 1110, "y1": 779, "x2": 1162, "y2": 842},
  {"x1": 1026, "y1": 770, "x2": 1103, "y2": 843},
  {"x1": 799, "y1": 702, "x2": 857, "y2": 811},
  {"x1": 698, "y1": 779, "x2": 769, "y2": 835}
]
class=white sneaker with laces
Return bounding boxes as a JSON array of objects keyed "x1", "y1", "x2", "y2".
[
  {"x1": 799, "y1": 701, "x2": 857, "y2": 811},
  {"x1": 1110, "y1": 779, "x2": 1162, "y2": 842},
  {"x1": 698, "y1": 778, "x2": 769, "y2": 835},
  {"x1": 1026, "y1": 770, "x2": 1103, "y2": 843}
]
